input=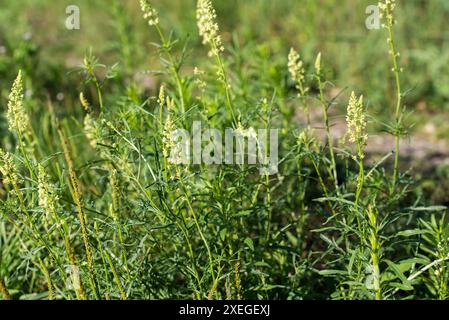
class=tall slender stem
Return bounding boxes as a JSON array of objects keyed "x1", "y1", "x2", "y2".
[
  {"x1": 383, "y1": 5, "x2": 403, "y2": 190},
  {"x1": 155, "y1": 25, "x2": 186, "y2": 116},
  {"x1": 317, "y1": 75, "x2": 338, "y2": 193}
]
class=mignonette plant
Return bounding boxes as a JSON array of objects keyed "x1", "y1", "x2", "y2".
[{"x1": 0, "y1": 0, "x2": 448, "y2": 300}]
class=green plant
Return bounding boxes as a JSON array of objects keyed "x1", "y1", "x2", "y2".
[{"x1": 0, "y1": 0, "x2": 447, "y2": 301}]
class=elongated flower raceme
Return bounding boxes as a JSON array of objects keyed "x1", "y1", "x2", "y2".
[
  {"x1": 346, "y1": 92, "x2": 367, "y2": 144},
  {"x1": 79, "y1": 92, "x2": 91, "y2": 113},
  {"x1": 347, "y1": 92, "x2": 367, "y2": 208},
  {"x1": 378, "y1": 0, "x2": 396, "y2": 26},
  {"x1": 197, "y1": 0, "x2": 224, "y2": 57},
  {"x1": 84, "y1": 114, "x2": 98, "y2": 149},
  {"x1": 79, "y1": 93, "x2": 98, "y2": 149},
  {"x1": 0, "y1": 148, "x2": 19, "y2": 187},
  {"x1": 37, "y1": 164, "x2": 59, "y2": 221},
  {"x1": 193, "y1": 67, "x2": 207, "y2": 93},
  {"x1": 139, "y1": 0, "x2": 159, "y2": 26},
  {"x1": 162, "y1": 98, "x2": 175, "y2": 159},
  {"x1": 346, "y1": 92, "x2": 368, "y2": 160},
  {"x1": 289, "y1": 48, "x2": 311, "y2": 126},
  {"x1": 314, "y1": 52, "x2": 322, "y2": 76},
  {"x1": 288, "y1": 48, "x2": 307, "y2": 96},
  {"x1": 7, "y1": 70, "x2": 30, "y2": 135},
  {"x1": 157, "y1": 84, "x2": 166, "y2": 108}
]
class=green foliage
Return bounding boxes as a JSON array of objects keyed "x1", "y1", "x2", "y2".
[{"x1": 0, "y1": 0, "x2": 448, "y2": 300}]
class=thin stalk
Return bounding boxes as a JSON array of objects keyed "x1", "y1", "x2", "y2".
[
  {"x1": 368, "y1": 205, "x2": 381, "y2": 300},
  {"x1": 50, "y1": 204, "x2": 87, "y2": 300},
  {"x1": 93, "y1": 222, "x2": 112, "y2": 298},
  {"x1": 316, "y1": 74, "x2": 338, "y2": 193},
  {"x1": 296, "y1": 157, "x2": 307, "y2": 235},
  {"x1": 87, "y1": 67, "x2": 104, "y2": 113},
  {"x1": 0, "y1": 189, "x2": 76, "y2": 299},
  {"x1": 385, "y1": 13, "x2": 402, "y2": 190},
  {"x1": 310, "y1": 155, "x2": 336, "y2": 216},
  {"x1": 297, "y1": 85, "x2": 310, "y2": 127},
  {"x1": 58, "y1": 128, "x2": 100, "y2": 299},
  {"x1": 214, "y1": 50, "x2": 237, "y2": 126},
  {"x1": 155, "y1": 25, "x2": 186, "y2": 116},
  {"x1": 38, "y1": 258, "x2": 55, "y2": 300},
  {"x1": 176, "y1": 166, "x2": 216, "y2": 283},
  {"x1": 110, "y1": 169, "x2": 129, "y2": 278},
  {"x1": 354, "y1": 144, "x2": 365, "y2": 209},
  {"x1": 263, "y1": 105, "x2": 273, "y2": 242},
  {"x1": 123, "y1": 163, "x2": 203, "y2": 297},
  {"x1": 104, "y1": 250, "x2": 128, "y2": 300}
]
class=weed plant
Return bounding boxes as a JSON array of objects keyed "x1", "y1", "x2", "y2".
[{"x1": 0, "y1": 0, "x2": 448, "y2": 300}]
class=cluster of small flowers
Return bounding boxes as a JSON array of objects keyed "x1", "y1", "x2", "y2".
[
  {"x1": 215, "y1": 67, "x2": 229, "y2": 86},
  {"x1": 79, "y1": 92, "x2": 91, "y2": 113},
  {"x1": 158, "y1": 85, "x2": 166, "y2": 108},
  {"x1": 7, "y1": 70, "x2": 30, "y2": 135},
  {"x1": 83, "y1": 114, "x2": 98, "y2": 149},
  {"x1": 288, "y1": 48, "x2": 309, "y2": 97},
  {"x1": 346, "y1": 92, "x2": 368, "y2": 153},
  {"x1": 235, "y1": 122, "x2": 257, "y2": 141},
  {"x1": 80, "y1": 93, "x2": 98, "y2": 149},
  {"x1": 37, "y1": 164, "x2": 59, "y2": 220},
  {"x1": 378, "y1": 0, "x2": 396, "y2": 26},
  {"x1": 196, "y1": 0, "x2": 224, "y2": 57},
  {"x1": 140, "y1": 0, "x2": 159, "y2": 26},
  {"x1": 194, "y1": 67, "x2": 207, "y2": 93},
  {"x1": 315, "y1": 52, "x2": 322, "y2": 76},
  {"x1": 109, "y1": 168, "x2": 121, "y2": 221},
  {"x1": 0, "y1": 148, "x2": 19, "y2": 187},
  {"x1": 162, "y1": 97, "x2": 176, "y2": 160}
]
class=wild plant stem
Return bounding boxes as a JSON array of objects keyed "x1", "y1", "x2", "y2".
[
  {"x1": 386, "y1": 19, "x2": 402, "y2": 190},
  {"x1": 155, "y1": 26, "x2": 186, "y2": 116},
  {"x1": 354, "y1": 144, "x2": 365, "y2": 209},
  {"x1": 58, "y1": 128, "x2": 100, "y2": 299},
  {"x1": 310, "y1": 156, "x2": 336, "y2": 216},
  {"x1": 87, "y1": 67, "x2": 104, "y2": 113},
  {"x1": 176, "y1": 167, "x2": 216, "y2": 284},
  {"x1": 214, "y1": 50, "x2": 237, "y2": 127},
  {"x1": 317, "y1": 76, "x2": 338, "y2": 193},
  {"x1": 368, "y1": 205, "x2": 382, "y2": 300}
]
